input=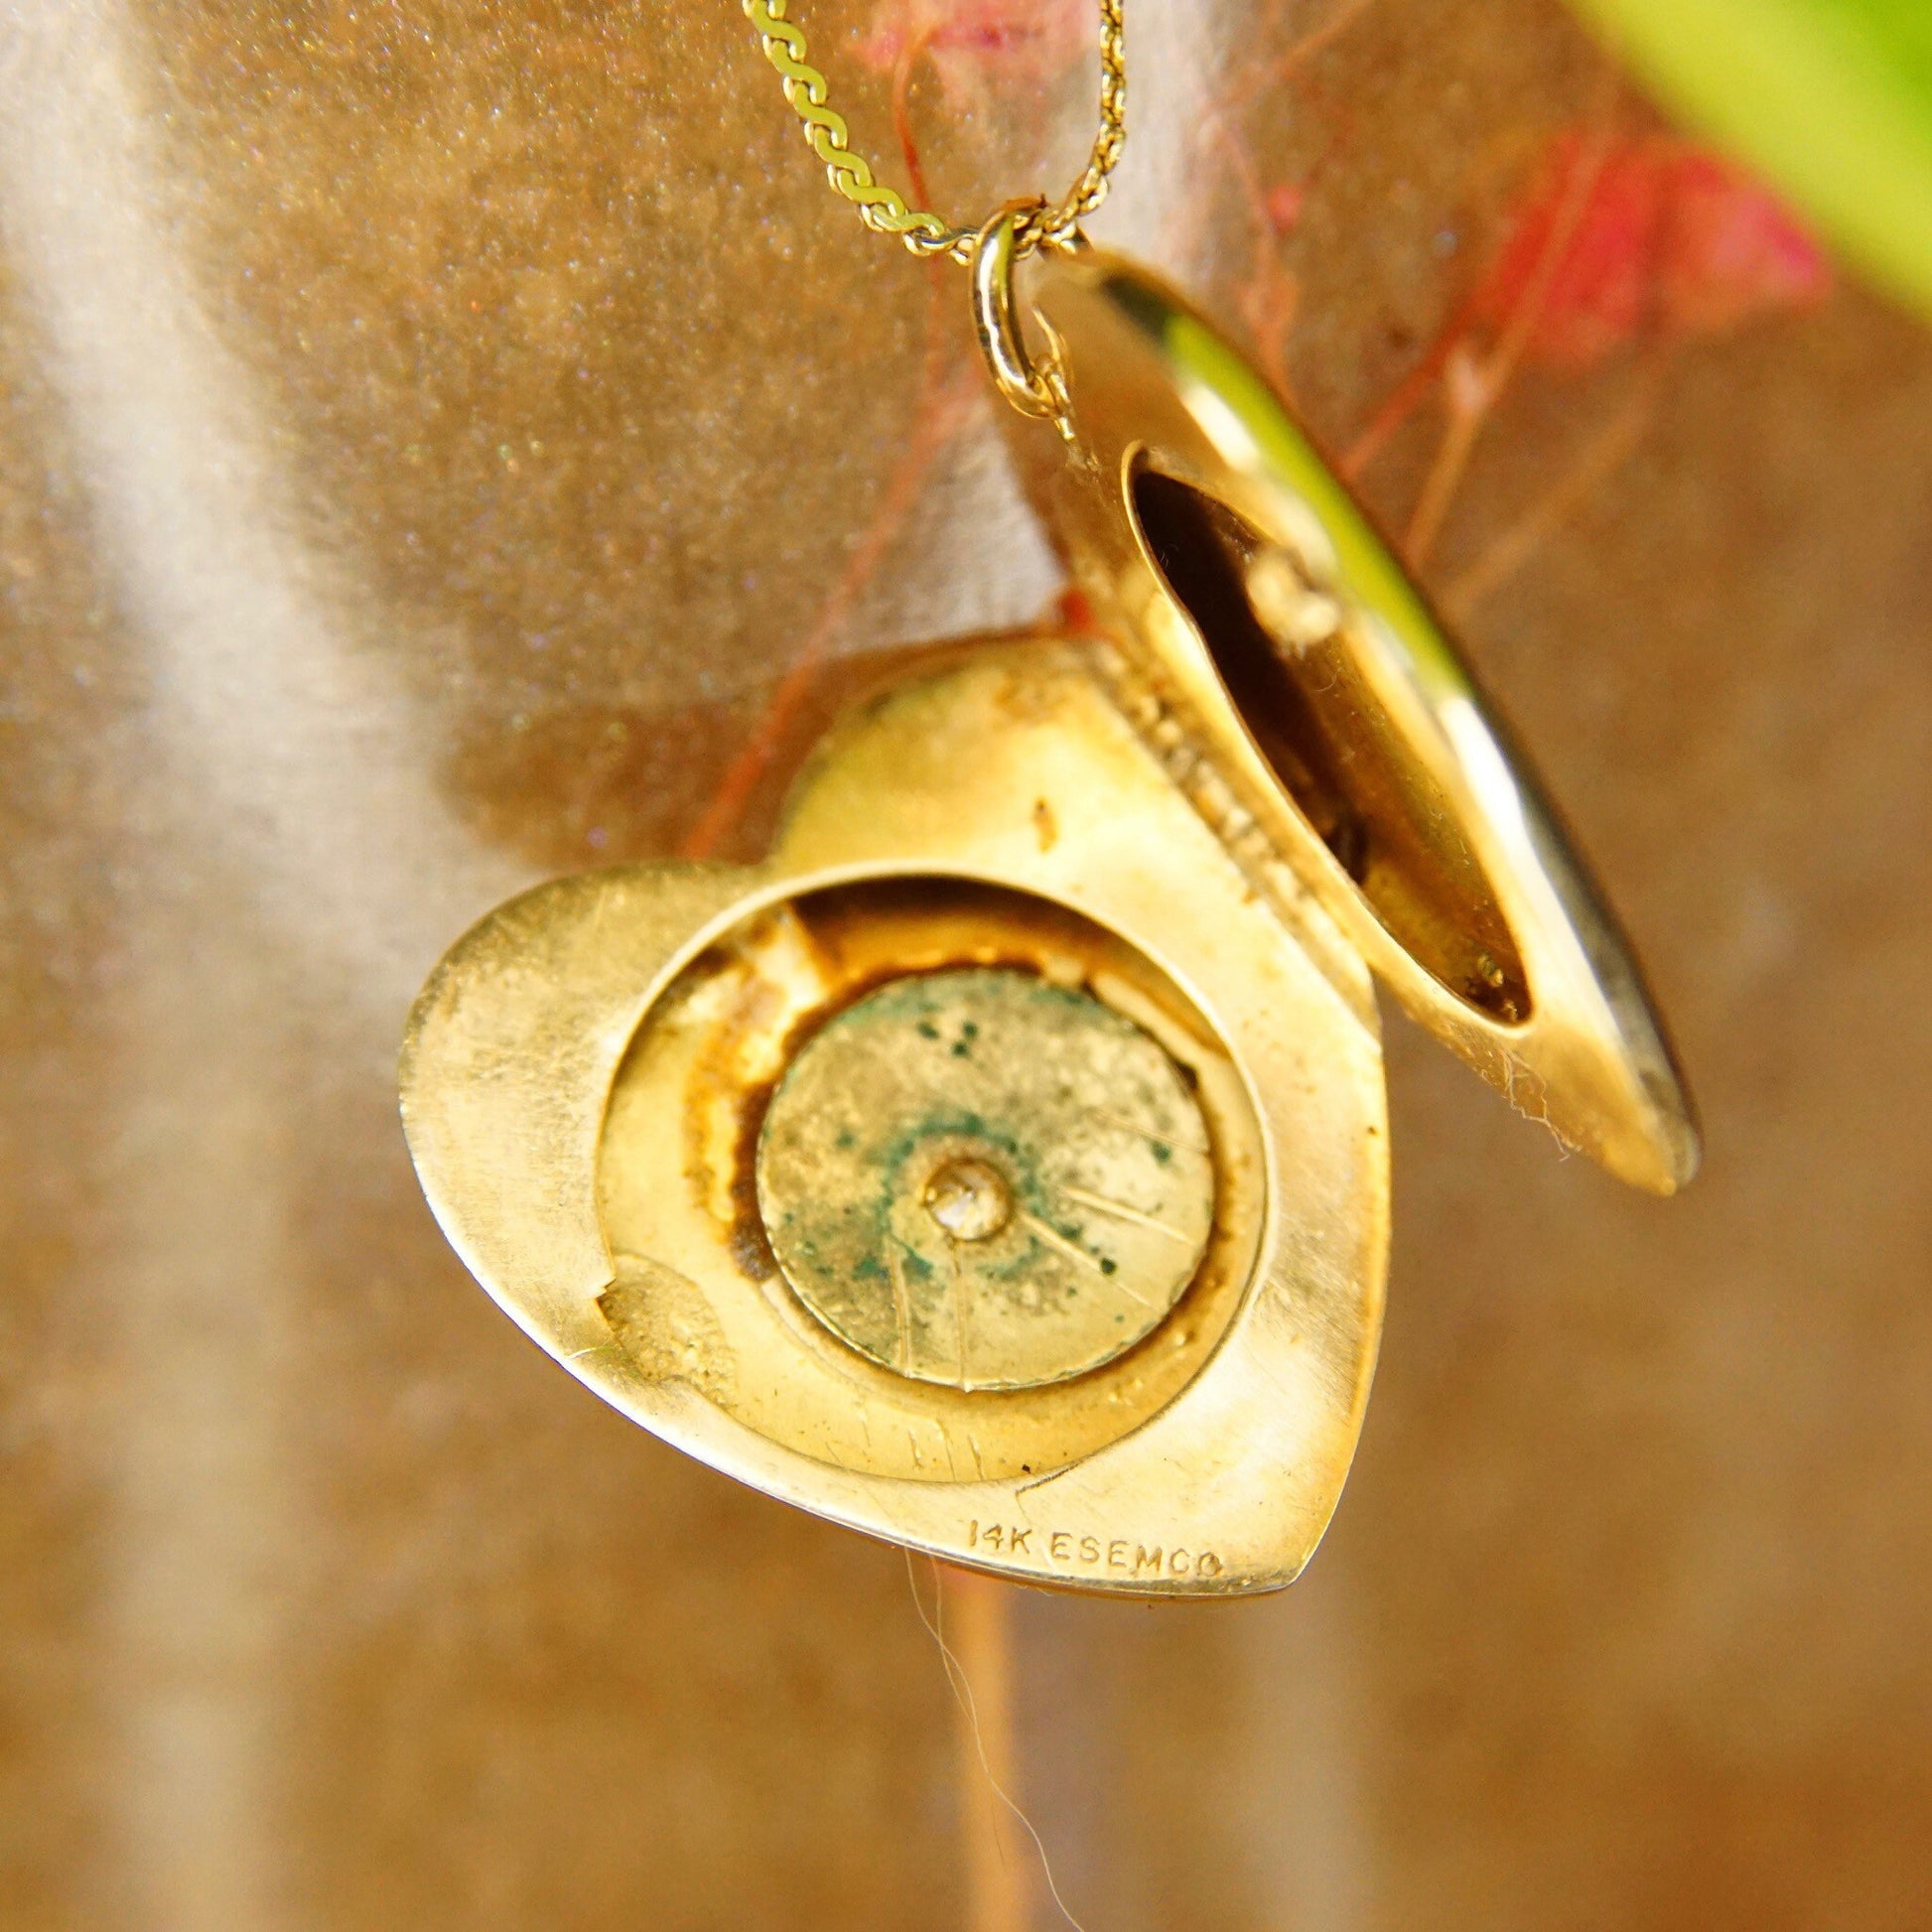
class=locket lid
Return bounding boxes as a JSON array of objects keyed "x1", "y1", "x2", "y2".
[{"x1": 1026, "y1": 247, "x2": 1698, "y2": 1195}]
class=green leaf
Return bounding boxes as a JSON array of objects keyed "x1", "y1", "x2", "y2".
[{"x1": 1567, "y1": 0, "x2": 1932, "y2": 318}]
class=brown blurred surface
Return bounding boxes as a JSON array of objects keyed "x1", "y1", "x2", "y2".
[{"x1": 2, "y1": 0, "x2": 1930, "y2": 1926}]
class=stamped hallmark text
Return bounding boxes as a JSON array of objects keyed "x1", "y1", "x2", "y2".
[{"x1": 967, "y1": 1521, "x2": 1222, "y2": 1580}]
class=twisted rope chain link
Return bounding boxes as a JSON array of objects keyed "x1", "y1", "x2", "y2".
[{"x1": 741, "y1": 0, "x2": 1126, "y2": 265}]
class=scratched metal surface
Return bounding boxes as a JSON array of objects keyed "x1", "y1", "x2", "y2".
[{"x1": 2, "y1": 0, "x2": 1929, "y2": 1927}]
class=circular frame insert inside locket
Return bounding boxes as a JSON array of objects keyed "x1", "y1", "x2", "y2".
[{"x1": 757, "y1": 965, "x2": 1216, "y2": 1393}]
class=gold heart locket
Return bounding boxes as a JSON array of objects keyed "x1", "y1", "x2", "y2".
[{"x1": 402, "y1": 235, "x2": 1696, "y2": 1596}]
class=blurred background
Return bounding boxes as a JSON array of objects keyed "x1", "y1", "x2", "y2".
[{"x1": 3, "y1": 0, "x2": 1930, "y2": 1926}]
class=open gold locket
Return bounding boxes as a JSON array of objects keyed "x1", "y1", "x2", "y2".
[{"x1": 402, "y1": 225, "x2": 1696, "y2": 1597}]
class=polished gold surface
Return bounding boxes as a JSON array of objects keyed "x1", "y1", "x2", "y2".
[
  {"x1": 757, "y1": 964, "x2": 1216, "y2": 1391},
  {"x1": 402, "y1": 642, "x2": 1390, "y2": 1591},
  {"x1": 8, "y1": 0, "x2": 1932, "y2": 1922},
  {"x1": 973, "y1": 203, "x2": 1077, "y2": 430},
  {"x1": 1021, "y1": 248, "x2": 1700, "y2": 1194}
]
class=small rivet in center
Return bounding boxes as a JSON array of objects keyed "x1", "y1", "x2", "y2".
[{"x1": 923, "y1": 1156, "x2": 1013, "y2": 1242}]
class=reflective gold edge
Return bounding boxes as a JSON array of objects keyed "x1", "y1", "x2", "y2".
[{"x1": 1026, "y1": 249, "x2": 1700, "y2": 1195}]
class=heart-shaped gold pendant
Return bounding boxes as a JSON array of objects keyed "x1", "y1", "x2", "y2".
[
  {"x1": 404, "y1": 228, "x2": 1698, "y2": 1595},
  {"x1": 403, "y1": 643, "x2": 1389, "y2": 1594}
]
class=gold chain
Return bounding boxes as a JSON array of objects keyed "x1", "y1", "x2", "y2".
[{"x1": 741, "y1": 0, "x2": 1126, "y2": 265}]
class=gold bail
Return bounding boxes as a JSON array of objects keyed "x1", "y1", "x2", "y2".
[{"x1": 970, "y1": 201, "x2": 1071, "y2": 430}]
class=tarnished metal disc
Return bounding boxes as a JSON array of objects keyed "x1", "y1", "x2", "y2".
[{"x1": 756, "y1": 967, "x2": 1215, "y2": 1392}]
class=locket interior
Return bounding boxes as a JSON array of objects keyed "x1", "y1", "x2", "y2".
[
  {"x1": 1024, "y1": 246, "x2": 1699, "y2": 1195},
  {"x1": 402, "y1": 643, "x2": 1390, "y2": 1594}
]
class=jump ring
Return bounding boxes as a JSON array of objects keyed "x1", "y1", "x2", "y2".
[{"x1": 971, "y1": 201, "x2": 1072, "y2": 428}]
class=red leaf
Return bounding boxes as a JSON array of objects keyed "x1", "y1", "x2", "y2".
[
  {"x1": 1658, "y1": 147, "x2": 1833, "y2": 338},
  {"x1": 1472, "y1": 130, "x2": 1830, "y2": 370}
]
